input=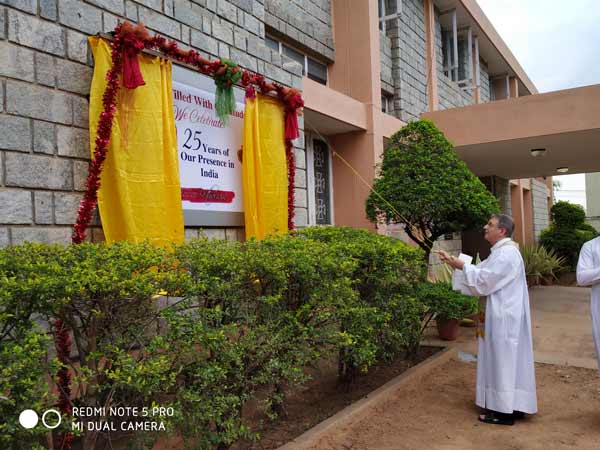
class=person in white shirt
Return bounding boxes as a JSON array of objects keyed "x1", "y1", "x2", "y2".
[
  {"x1": 576, "y1": 236, "x2": 600, "y2": 371},
  {"x1": 438, "y1": 214, "x2": 537, "y2": 425}
]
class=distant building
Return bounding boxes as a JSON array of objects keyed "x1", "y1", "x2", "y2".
[{"x1": 586, "y1": 173, "x2": 600, "y2": 231}]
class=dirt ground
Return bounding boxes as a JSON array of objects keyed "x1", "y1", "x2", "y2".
[
  {"x1": 230, "y1": 348, "x2": 439, "y2": 450},
  {"x1": 300, "y1": 358, "x2": 600, "y2": 450}
]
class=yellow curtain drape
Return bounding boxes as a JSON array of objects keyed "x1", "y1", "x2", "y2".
[
  {"x1": 88, "y1": 37, "x2": 184, "y2": 246},
  {"x1": 242, "y1": 95, "x2": 288, "y2": 239}
]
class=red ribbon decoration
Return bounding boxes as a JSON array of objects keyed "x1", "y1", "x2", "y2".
[
  {"x1": 284, "y1": 94, "x2": 304, "y2": 141},
  {"x1": 181, "y1": 188, "x2": 235, "y2": 203},
  {"x1": 122, "y1": 33, "x2": 146, "y2": 89}
]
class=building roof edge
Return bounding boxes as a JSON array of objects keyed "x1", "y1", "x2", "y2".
[{"x1": 459, "y1": 0, "x2": 538, "y2": 95}]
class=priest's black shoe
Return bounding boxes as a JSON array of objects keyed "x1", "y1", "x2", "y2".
[{"x1": 478, "y1": 410, "x2": 515, "y2": 426}]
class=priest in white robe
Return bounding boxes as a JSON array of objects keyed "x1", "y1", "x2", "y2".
[
  {"x1": 438, "y1": 214, "x2": 537, "y2": 425},
  {"x1": 576, "y1": 236, "x2": 600, "y2": 370}
]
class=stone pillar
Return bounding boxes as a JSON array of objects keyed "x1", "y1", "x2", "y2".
[{"x1": 424, "y1": 0, "x2": 438, "y2": 111}]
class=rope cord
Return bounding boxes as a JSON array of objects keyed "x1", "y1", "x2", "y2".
[{"x1": 304, "y1": 119, "x2": 435, "y2": 249}]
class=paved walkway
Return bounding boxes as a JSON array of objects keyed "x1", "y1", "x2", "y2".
[{"x1": 424, "y1": 285, "x2": 598, "y2": 369}]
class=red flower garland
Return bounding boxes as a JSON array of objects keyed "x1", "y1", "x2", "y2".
[
  {"x1": 285, "y1": 141, "x2": 296, "y2": 229},
  {"x1": 72, "y1": 26, "x2": 125, "y2": 244}
]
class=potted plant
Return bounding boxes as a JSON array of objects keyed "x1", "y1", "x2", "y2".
[
  {"x1": 521, "y1": 244, "x2": 567, "y2": 287},
  {"x1": 417, "y1": 282, "x2": 479, "y2": 341}
]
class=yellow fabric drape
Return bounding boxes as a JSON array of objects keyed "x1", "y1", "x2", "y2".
[
  {"x1": 88, "y1": 37, "x2": 184, "y2": 246},
  {"x1": 242, "y1": 95, "x2": 288, "y2": 239}
]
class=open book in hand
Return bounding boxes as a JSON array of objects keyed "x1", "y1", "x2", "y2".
[{"x1": 451, "y1": 253, "x2": 479, "y2": 296}]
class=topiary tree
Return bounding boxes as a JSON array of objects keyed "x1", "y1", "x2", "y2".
[
  {"x1": 366, "y1": 119, "x2": 499, "y2": 263},
  {"x1": 550, "y1": 200, "x2": 586, "y2": 228},
  {"x1": 540, "y1": 201, "x2": 597, "y2": 270}
]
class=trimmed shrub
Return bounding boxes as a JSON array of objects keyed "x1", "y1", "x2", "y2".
[
  {"x1": 173, "y1": 234, "x2": 356, "y2": 438},
  {"x1": 365, "y1": 119, "x2": 499, "y2": 262},
  {"x1": 540, "y1": 201, "x2": 598, "y2": 270},
  {"x1": 0, "y1": 243, "x2": 64, "y2": 450},
  {"x1": 550, "y1": 200, "x2": 586, "y2": 228},
  {"x1": 293, "y1": 227, "x2": 427, "y2": 380},
  {"x1": 0, "y1": 329, "x2": 58, "y2": 450}
]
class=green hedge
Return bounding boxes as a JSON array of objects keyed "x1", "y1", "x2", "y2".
[
  {"x1": 293, "y1": 227, "x2": 427, "y2": 380},
  {"x1": 0, "y1": 229, "x2": 430, "y2": 449},
  {"x1": 540, "y1": 201, "x2": 598, "y2": 270}
]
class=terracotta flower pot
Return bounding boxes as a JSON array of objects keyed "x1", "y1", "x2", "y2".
[
  {"x1": 436, "y1": 317, "x2": 460, "y2": 341},
  {"x1": 526, "y1": 275, "x2": 540, "y2": 287}
]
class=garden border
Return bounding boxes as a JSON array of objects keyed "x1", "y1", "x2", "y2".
[{"x1": 276, "y1": 346, "x2": 457, "y2": 450}]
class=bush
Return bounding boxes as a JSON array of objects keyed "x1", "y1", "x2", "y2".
[
  {"x1": 0, "y1": 329, "x2": 58, "y2": 450},
  {"x1": 293, "y1": 227, "x2": 426, "y2": 371},
  {"x1": 0, "y1": 242, "x2": 66, "y2": 341},
  {"x1": 0, "y1": 243, "x2": 64, "y2": 450},
  {"x1": 174, "y1": 234, "x2": 355, "y2": 433},
  {"x1": 416, "y1": 282, "x2": 478, "y2": 322},
  {"x1": 540, "y1": 201, "x2": 597, "y2": 270},
  {"x1": 0, "y1": 230, "x2": 429, "y2": 449},
  {"x1": 550, "y1": 200, "x2": 586, "y2": 228},
  {"x1": 293, "y1": 226, "x2": 426, "y2": 302}
]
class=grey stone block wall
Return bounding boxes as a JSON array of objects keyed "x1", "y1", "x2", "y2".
[
  {"x1": 381, "y1": 224, "x2": 462, "y2": 275},
  {"x1": 380, "y1": 32, "x2": 394, "y2": 94},
  {"x1": 532, "y1": 179, "x2": 550, "y2": 241},
  {"x1": 0, "y1": 0, "x2": 305, "y2": 247},
  {"x1": 393, "y1": 0, "x2": 428, "y2": 122},
  {"x1": 434, "y1": 10, "x2": 473, "y2": 110},
  {"x1": 495, "y1": 176, "x2": 512, "y2": 217},
  {"x1": 429, "y1": 233, "x2": 462, "y2": 274},
  {"x1": 264, "y1": 0, "x2": 333, "y2": 61}
]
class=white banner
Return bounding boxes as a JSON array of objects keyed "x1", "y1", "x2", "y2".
[{"x1": 173, "y1": 78, "x2": 245, "y2": 213}]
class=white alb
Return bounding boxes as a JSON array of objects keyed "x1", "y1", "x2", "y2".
[
  {"x1": 462, "y1": 238, "x2": 537, "y2": 414},
  {"x1": 576, "y1": 236, "x2": 600, "y2": 370}
]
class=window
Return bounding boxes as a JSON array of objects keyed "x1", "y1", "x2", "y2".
[
  {"x1": 282, "y1": 44, "x2": 305, "y2": 71},
  {"x1": 381, "y1": 92, "x2": 393, "y2": 114},
  {"x1": 440, "y1": 10, "x2": 478, "y2": 92},
  {"x1": 265, "y1": 35, "x2": 280, "y2": 52},
  {"x1": 267, "y1": 36, "x2": 328, "y2": 85},
  {"x1": 307, "y1": 58, "x2": 327, "y2": 84},
  {"x1": 378, "y1": 0, "x2": 401, "y2": 33},
  {"x1": 307, "y1": 135, "x2": 334, "y2": 225}
]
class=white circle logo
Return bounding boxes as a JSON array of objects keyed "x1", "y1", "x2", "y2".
[
  {"x1": 19, "y1": 410, "x2": 39, "y2": 429},
  {"x1": 42, "y1": 409, "x2": 62, "y2": 429}
]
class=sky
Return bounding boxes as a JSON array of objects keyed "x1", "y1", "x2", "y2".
[{"x1": 476, "y1": 0, "x2": 600, "y2": 211}]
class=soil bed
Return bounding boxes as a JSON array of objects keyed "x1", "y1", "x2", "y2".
[{"x1": 232, "y1": 346, "x2": 441, "y2": 450}]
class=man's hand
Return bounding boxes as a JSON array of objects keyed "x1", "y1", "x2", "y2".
[{"x1": 436, "y1": 250, "x2": 465, "y2": 270}]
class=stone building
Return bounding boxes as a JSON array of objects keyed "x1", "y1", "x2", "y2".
[{"x1": 1, "y1": 0, "x2": 568, "y2": 250}]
